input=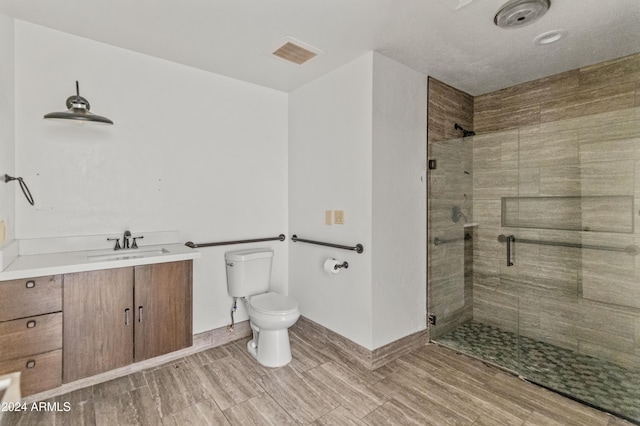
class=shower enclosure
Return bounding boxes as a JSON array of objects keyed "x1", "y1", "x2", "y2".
[{"x1": 428, "y1": 107, "x2": 640, "y2": 423}]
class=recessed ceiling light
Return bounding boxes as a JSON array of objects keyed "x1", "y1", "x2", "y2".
[{"x1": 534, "y1": 29, "x2": 567, "y2": 45}]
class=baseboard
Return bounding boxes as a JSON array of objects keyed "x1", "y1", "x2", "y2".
[{"x1": 292, "y1": 316, "x2": 429, "y2": 370}]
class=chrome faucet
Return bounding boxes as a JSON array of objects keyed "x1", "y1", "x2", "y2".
[{"x1": 122, "y1": 230, "x2": 132, "y2": 249}]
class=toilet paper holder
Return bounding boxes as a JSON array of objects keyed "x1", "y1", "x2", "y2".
[
  {"x1": 334, "y1": 261, "x2": 348, "y2": 270},
  {"x1": 323, "y1": 258, "x2": 349, "y2": 274}
]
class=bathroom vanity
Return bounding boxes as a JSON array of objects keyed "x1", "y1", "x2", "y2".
[
  {"x1": 0, "y1": 275, "x2": 62, "y2": 396},
  {"x1": 0, "y1": 243, "x2": 199, "y2": 396}
]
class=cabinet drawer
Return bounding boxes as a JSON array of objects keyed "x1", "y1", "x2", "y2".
[
  {"x1": 0, "y1": 275, "x2": 62, "y2": 321},
  {"x1": 0, "y1": 349, "x2": 62, "y2": 396},
  {"x1": 0, "y1": 312, "x2": 62, "y2": 362}
]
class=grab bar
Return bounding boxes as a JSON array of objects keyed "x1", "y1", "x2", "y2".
[
  {"x1": 433, "y1": 233, "x2": 473, "y2": 246},
  {"x1": 185, "y1": 234, "x2": 286, "y2": 249},
  {"x1": 497, "y1": 234, "x2": 639, "y2": 256},
  {"x1": 291, "y1": 234, "x2": 364, "y2": 254}
]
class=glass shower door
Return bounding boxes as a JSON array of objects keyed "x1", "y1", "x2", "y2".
[
  {"x1": 429, "y1": 107, "x2": 640, "y2": 423},
  {"x1": 504, "y1": 109, "x2": 640, "y2": 422},
  {"x1": 427, "y1": 136, "x2": 477, "y2": 341}
]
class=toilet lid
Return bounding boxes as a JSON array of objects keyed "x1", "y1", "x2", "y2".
[{"x1": 250, "y1": 292, "x2": 298, "y2": 315}]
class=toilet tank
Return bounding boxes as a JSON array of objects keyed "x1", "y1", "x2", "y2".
[{"x1": 225, "y1": 248, "x2": 273, "y2": 297}]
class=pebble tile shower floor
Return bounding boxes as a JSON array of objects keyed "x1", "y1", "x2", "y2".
[{"x1": 436, "y1": 321, "x2": 640, "y2": 424}]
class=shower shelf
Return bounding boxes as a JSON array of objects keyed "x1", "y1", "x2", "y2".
[{"x1": 501, "y1": 196, "x2": 634, "y2": 233}]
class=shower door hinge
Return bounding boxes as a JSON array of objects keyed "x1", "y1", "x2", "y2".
[{"x1": 428, "y1": 314, "x2": 437, "y2": 325}]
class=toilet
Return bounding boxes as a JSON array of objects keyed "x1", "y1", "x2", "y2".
[{"x1": 225, "y1": 248, "x2": 300, "y2": 367}]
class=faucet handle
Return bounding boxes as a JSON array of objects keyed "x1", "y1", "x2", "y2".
[
  {"x1": 107, "y1": 238, "x2": 121, "y2": 250},
  {"x1": 131, "y1": 236, "x2": 144, "y2": 249}
]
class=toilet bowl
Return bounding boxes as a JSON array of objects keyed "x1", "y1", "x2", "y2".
[
  {"x1": 225, "y1": 248, "x2": 300, "y2": 368},
  {"x1": 245, "y1": 292, "x2": 300, "y2": 367}
]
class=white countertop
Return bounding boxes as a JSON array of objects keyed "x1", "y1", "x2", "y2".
[{"x1": 0, "y1": 243, "x2": 201, "y2": 281}]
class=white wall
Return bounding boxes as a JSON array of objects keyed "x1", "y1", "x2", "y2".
[
  {"x1": 371, "y1": 53, "x2": 427, "y2": 347},
  {"x1": 10, "y1": 20, "x2": 426, "y2": 348},
  {"x1": 0, "y1": 14, "x2": 15, "y2": 244},
  {"x1": 289, "y1": 53, "x2": 374, "y2": 348},
  {"x1": 289, "y1": 52, "x2": 427, "y2": 350},
  {"x1": 13, "y1": 21, "x2": 288, "y2": 334}
]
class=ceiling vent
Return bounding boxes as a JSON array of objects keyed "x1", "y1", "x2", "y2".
[
  {"x1": 271, "y1": 37, "x2": 324, "y2": 65},
  {"x1": 494, "y1": 0, "x2": 550, "y2": 29}
]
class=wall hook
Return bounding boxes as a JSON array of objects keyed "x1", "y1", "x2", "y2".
[{"x1": 2, "y1": 174, "x2": 35, "y2": 206}]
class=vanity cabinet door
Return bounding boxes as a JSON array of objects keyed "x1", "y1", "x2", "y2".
[
  {"x1": 63, "y1": 267, "x2": 134, "y2": 383},
  {"x1": 134, "y1": 260, "x2": 192, "y2": 361}
]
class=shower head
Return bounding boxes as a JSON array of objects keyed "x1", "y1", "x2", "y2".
[{"x1": 454, "y1": 123, "x2": 476, "y2": 138}]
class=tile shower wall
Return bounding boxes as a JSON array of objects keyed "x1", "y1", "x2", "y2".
[
  {"x1": 472, "y1": 52, "x2": 640, "y2": 370},
  {"x1": 427, "y1": 78, "x2": 474, "y2": 338},
  {"x1": 474, "y1": 53, "x2": 640, "y2": 134}
]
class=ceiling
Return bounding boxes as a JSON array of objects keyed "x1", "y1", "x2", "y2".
[{"x1": 1, "y1": 0, "x2": 639, "y2": 95}]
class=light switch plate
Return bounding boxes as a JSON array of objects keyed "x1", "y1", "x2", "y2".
[
  {"x1": 325, "y1": 210, "x2": 332, "y2": 225},
  {"x1": 334, "y1": 210, "x2": 344, "y2": 225}
]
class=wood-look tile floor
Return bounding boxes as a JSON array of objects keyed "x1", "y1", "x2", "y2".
[{"x1": 2, "y1": 327, "x2": 635, "y2": 426}]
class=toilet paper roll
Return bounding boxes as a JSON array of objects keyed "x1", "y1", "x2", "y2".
[{"x1": 323, "y1": 258, "x2": 341, "y2": 275}]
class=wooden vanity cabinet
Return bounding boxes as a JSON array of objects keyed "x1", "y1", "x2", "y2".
[
  {"x1": 0, "y1": 275, "x2": 63, "y2": 396},
  {"x1": 63, "y1": 267, "x2": 134, "y2": 383},
  {"x1": 134, "y1": 261, "x2": 193, "y2": 361},
  {"x1": 63, "y1": 260, "x2": 193, "y2": 383}
]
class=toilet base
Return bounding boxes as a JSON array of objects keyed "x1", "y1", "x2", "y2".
[
  {"x1": 250, "y1": 328, "x2": 292, "y2": 368},
  {"x1": 247, "y1": 339, "x2": 258, "y2": 359}
]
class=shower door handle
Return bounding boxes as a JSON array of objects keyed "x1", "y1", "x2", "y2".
[
  {"x1": 506, "y1": 235, "x2": 514, "y2": 266},
  {"x1": 498, "y1": 234, "x2": 515, "y2": 266}
]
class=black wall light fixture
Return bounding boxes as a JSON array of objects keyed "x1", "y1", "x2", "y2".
[{"x1": 44, "y1": 81, "x2": 113, "y2": 125}]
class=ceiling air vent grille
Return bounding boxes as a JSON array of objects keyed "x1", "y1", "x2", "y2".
[{"x1": 272, "y1": 39, "x2": 321, "y2": 65}]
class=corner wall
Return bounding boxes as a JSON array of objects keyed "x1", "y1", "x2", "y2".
[
  {"x1": 372, "y1": 53, "x2": 427, "y2": 348},
  {"x1": 0, "y1": 14, "x2": 15, "y2": 245},
  {"x1": 289, "y1": 52, "x2": 428, "y2": 350},
  {"x1": 427, "y1": 78, "x2": 473, "y2": 143},
  {"x1": 289, "y1": 53, "x2": 374, "y2": 348}
]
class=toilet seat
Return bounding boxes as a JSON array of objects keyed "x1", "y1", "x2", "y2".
[{"x1": 249, "y1": 292, "x2": 298, "y2": 315}]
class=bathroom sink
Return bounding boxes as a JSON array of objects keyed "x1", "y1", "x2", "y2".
[{"x1": 87, "y1": 247, "x2": 170, "y2": 261}]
